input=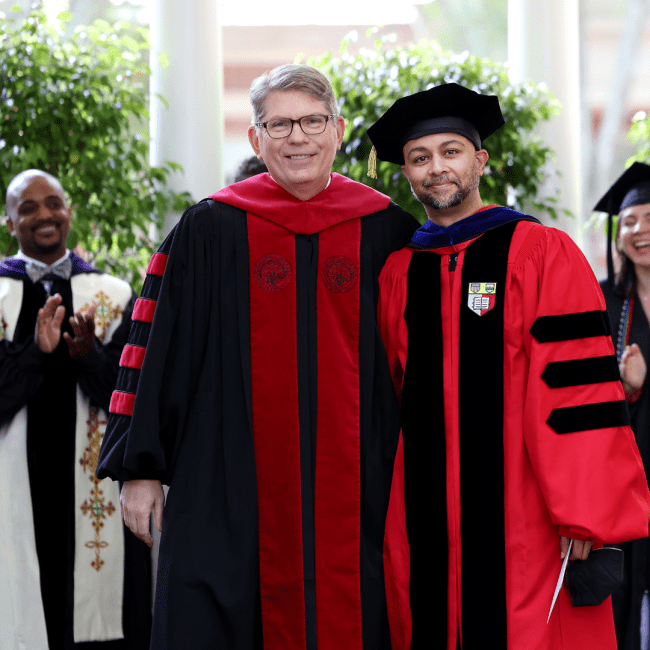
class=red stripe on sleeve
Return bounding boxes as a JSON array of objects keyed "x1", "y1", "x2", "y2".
[
  {"x1": 132, "y1": 298, "x2": 156, "y2": 323},
  {"x1": 120, "y1": 344, "x2": 146, "y2": 369},
  {"x1": 146, "y1": 253, "x2": 169, "y2": 276},
  {"x1": 109, "y1": 391, "x2": 136, "y2": 416}
]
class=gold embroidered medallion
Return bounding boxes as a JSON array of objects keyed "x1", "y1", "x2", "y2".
[{"x1": 81, "y1": 290, "x2": 124, "y2": 342}]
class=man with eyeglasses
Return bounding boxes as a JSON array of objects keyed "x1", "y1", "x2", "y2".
[{"x1": 97, "y1": 64, "x2": 418, "y2": 650}]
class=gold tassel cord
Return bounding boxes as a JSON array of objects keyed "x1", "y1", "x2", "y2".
[{"x1": 368, "y1": 146, "x2": 377, "y2": 179}]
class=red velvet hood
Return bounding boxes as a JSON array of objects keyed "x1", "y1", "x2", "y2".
[{"x1": 211, "y1": 173, "x2": 391, "y2": 235}]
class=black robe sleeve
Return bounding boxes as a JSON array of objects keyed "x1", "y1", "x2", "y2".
[
  {"x1": 0, "y1": 338, "x2": 49, "y2": 424},
  {"x1": 97, "y1": 202, "x2": 233, "y2": 482},
  {"x1": 76, "y1": 292, "x2": 136, "y2": 411}
]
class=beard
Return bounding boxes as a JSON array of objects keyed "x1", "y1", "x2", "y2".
[{"x1": 410, "y1": 164, "x2": 481, "y2": 210}]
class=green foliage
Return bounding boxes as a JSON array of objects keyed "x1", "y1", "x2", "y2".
[
  {"x1": 627, "y1": 110, "x2": 650, "y2": 165},
  {"x1": 417, "y1": 0, "x2": 508, "y2": 62},
  {"x1": 309, "y1": 32, "x2": 562, "y2": 223},
  {"x1": 0, "y1": 9, "x2": 192, "y2": 292}
]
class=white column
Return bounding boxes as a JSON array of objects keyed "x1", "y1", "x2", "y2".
[
  {"x1": 150, "y1": 0, "x2": 224, "y2": 233},
  {"x1": 508, "y1": 0, "x2": 584, "y2": 249},
  {"x1": 148, "y1": 0, "x2": 223, "y2": 590}
]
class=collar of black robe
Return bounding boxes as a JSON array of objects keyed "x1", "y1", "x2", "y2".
[
  {"x1": 211, "y1": 172, "x2": 391, "y2": 235},
  {"x1": 408, "y1": 205, "x2": 540, "y2": 249},
  {"x1": 0, "y1": 250, "x2": 100, "y2": 282}
]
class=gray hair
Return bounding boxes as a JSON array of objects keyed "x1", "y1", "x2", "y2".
[{"x1": 250, "y1": 64, "x2": 339, "y2": 124}]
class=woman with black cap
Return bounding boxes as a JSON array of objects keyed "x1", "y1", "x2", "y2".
[{"x1": 597, "y1": 161, "x2": 650, "y2": 650}]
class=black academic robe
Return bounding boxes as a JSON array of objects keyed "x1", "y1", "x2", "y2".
[
  {"x1": 601, "y1": 280, "x2": 650, "y2": 650},
  {"x1": 0, "y1": 254, "x2": 151, "y2": 650},
  {"x1": 97, "y1": 173, "x2": 419, "y2": 650}
]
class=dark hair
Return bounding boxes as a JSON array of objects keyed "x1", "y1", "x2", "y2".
[
  {"x1": 614, "y1": 251, "x2": 636, "y2": 298},
  {"x1": 613, "y1": 215, "x2": 637, "y2": 297},
  {"x1": 232, "y1": 156, "x2": 268, "y2": 183}
]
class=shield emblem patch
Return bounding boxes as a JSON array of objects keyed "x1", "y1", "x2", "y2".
[{"x1": 468, "y1": 282, "x2": 497, "y2": 316}]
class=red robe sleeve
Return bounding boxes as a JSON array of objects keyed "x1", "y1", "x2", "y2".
[
  {"x1": 515, "y1": 226, "x2": 650, "y2": 544},
  {"x1": 377, "y1": 249, "x2": 413, "y2": 650},
  {"x1": 377, "y1": 248, "x2": 412, "y2": 402}
]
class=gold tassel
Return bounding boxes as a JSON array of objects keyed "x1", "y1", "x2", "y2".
[{"x1": 368, "y1": 146, "x2": 377, "y2": 179}]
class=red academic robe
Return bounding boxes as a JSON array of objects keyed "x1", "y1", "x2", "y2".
[
  {"x1": 378, "y1": 214, "x2": 650, "y2": 650},
  {"x1": 98, "y1": 173, "x2": 419, "y2": 650}
]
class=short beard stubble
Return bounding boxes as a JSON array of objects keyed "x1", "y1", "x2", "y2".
[{"x1": 410, "y1": 161, "x2": 481, "y2": 210}]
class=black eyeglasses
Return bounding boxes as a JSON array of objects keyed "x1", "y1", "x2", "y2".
[{"x1": 255, "y1": 114, "x2": 336, "y2": 139}]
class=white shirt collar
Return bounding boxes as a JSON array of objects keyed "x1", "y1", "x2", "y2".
[{"x1": 15, "y1": 249, "x2": 71, "y2": 268}]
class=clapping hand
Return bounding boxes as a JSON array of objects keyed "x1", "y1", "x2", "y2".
[
  {"x1": 620, "y1": 343, "x2": 646, "y2": 395},
  {"x1": 63, "y1": 304, "x2": 97, "y2": 360},
  {"x1": 35, "y1": 294, "x2": 66, "y2": 353}
]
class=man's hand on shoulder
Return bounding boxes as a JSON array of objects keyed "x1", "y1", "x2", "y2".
[
  {"x1": 35, "y1": 293, "x2": 65, "y2": 353},
  {"x1": 120, "y1": 479, "x2": 165, "y2": 548},
  {"x1": 64, "y1": 304, "x2": 96, "y2": 360}
]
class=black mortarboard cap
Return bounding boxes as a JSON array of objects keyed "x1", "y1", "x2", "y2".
[
  {"x1": 593, "y1": 162, "x2": 650, "y2": 287},
  {"x1": 367, "y1": 83, "x2": 505, "y2": 166},
  {"x1": 594, "y1": 162, "x2": 650, "y2": 215}
]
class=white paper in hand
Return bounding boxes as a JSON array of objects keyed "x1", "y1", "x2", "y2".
[{"x1": 547, "y1": 538, "x2": 572, "y2": 623}]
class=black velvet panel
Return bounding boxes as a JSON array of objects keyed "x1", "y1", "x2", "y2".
[
  {"x1": 530, "y1": 310, "x2": 611, "y2": 343},
  {"x1": 359, "y1": 207, "x2": 414, "y2": 650},
  {"x1": 542, "y1": 355, "x2": 620, "y2": 388},
  {"x1": 17, "y1": 278, "x2": 77, "y2": 649},
  {"x1": 403, "y1": 250, "x2": 447, "y2": 647},
  {"x1": 547, "y1": 400, "x2": 630, "y2": 434},
  {"x1": 295, "y1": 232, "x2": 319, "y2": 650},
  {"x1": 458, "y1": 222, "x2": 516, "y2": 649}
]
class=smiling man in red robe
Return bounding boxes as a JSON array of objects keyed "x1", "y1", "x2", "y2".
[
  {"x1": 370, "y1": 83, "x2": 650, "y2": 650},
  {"x1": 97, "y1": 64, "x2": 418, "y2": 650}
]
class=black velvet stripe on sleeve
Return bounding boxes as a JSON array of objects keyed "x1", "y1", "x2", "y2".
[
  {"x1": 547, "y1": 400, "x2": 630, "y2": 434},
  {"x1": 115, "y1": 366, "x2": 140, "y2": 395},
  {"x1": 541, "y1": 355, "x2": 620, "y2": 388},
  {"x1": 530, "y1": 310, "x2": 612, "y2": 343},
  {"x1": 140, "y1": 274, "x2": 163, "y2": 301},
  {"x1": 109, "y1": 272, "x2": 160, "y2": 406},
  {"x1": 127, "y1": 321, "x2": 152, "y2": 349}
]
